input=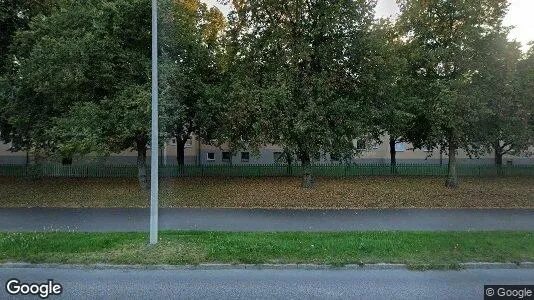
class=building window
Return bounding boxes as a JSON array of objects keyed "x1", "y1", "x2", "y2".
[
  {"x1": 395, "y1": 142, "x2": 405, "y2": 152},
  {"x1": 372, "y1": 143, "x2": 379, "y2": 150},
  {"x1": 241, "y1": 152, "x2": 250, "y2": 162},
  {"x1": 206, "y1": 152, "x2": 215, "y2": 161},
  {"x1": 170, "y1": 138, "x2": 177, "y2": 145},
  {"x1": 506, "y1": 160, "x2": 513, "y2": 166},
  {"x1": 222, "y1": 152, "x2": 231, "y2": 162},
  {"x1": 185, "y1": 139, "x2": 193, "y2": 148}
]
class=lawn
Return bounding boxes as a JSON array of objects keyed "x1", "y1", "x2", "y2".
[
  {"x1": 0, "y1": 231, "x2": 532, "y2": 268},
  {"x1": 0, "y1": 176, "x2": 532, "y2": 208}
]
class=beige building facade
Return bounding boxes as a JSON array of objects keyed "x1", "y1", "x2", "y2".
[{"x1": 1, "y1": 135, "x2": 533, "y2": 165}]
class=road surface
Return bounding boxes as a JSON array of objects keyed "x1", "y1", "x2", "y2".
[{"x1": 1, "y1": 267, "x2": 533, "y2": 299}]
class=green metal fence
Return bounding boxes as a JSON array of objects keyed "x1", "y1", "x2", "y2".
[
  {"x1": 0, "y1": 164, "x2": 139, "y2": 178},
  {"x1": 1, "y1": 163, "x2": 533, "y2": 179}
]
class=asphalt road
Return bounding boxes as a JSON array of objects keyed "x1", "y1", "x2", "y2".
[
  {"x1": 1, "y1": 268, "x2": 533, "y2": 299},
  {"x1": 0, "y1": 208, "x2": 533, "y2": 232}
]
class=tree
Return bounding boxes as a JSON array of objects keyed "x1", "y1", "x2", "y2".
[
  {"x1": 50, "y1": 85, "x2": 151, "y2": 188},
  {"x1": 6, "y1": 0, "x2": 152, "y2": 187},
  {"x1": 226, "y1": 0, "x2": 377, "y2": 187},
  {"x1": 159, "y1": 0, "x2": 226, "y2": 166},
  {"x1": 0, "y1": 0, "x2": 56, "y2": 145},
  {"x1": 4, "y1": 0, "x2": 121, "y2": 156},
  {"x1": 398, "y1": 0, "x2": 509, "y2": 187},
  {"x1": 0, "y1": 0, "x2": 56, "y2": 75},
  {"x1": 514, "y1": 43, "x2": 534, "y2": 156},
  {"x1": 470, "y1": 33, "x2": 532, "y2": 166},
  {"x1": 366, "y1": 20, "x2": 415, "y2": 168}
]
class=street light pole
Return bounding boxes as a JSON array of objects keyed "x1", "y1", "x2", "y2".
[{"x1": 150, "y1": 0, "x2": 159, "y2": 245}]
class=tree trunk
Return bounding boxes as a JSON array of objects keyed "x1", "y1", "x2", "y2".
[
  {"x1": 136, "y1": 140, "x2": 148, "y2": 190},
  {"x1": 300, "y1": 153, "x2": 315, "y2": 188},
  {"x1": 445, "y1": 142, "x2": 459, "y2": 188},
  {"x1": 27, "y1": 149, "x2": 43, "y2": 180},
  {"x1": 494, "y1": 141, "x2": 503, "y2": 166},
  {"x1": 176, "y1": 138, "x2": 187, "y2": 166},
  {"x1": 439, "y1": 144, "x2": 443, "y2": 166},
  {"x1": 286, "y1": 153, "x2": 293, "y2": 176},
  {"x1": 197, "y1": 138, "x2": 201, "y2": 166},
  {"x1": 176, "y1": 137, "x2": 187, "y2": 175},
  {"x1": 494, "y1": 140, "x2": 504, "y2": 177},
  {"x1": 389, "y1": 137, "x2": 397, "y2": 174}
]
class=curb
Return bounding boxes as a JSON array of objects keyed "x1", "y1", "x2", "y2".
[{"x1": 1, "y1": 262, "x2": 533, "y2": 271}]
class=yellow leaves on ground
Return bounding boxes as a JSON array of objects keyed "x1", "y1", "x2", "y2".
[{"x1": 1, "y1": 176, "x2": 532, "y2": 208}]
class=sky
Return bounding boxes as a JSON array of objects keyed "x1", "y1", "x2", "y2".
[
  {"x1": 203, "y1": 0, "x2": 533, "y2": 52},
  {"x1": 374, "y1": 0, "x2": 533, "y2": 52}
]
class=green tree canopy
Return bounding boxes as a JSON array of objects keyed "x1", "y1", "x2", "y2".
[
  {"x1": 159, "y1": 0, "x2": 226, "y2": 165},
  {"x1": 0, "y1": 0, "x2": 56, "y2": 144},
  {"x1": 5, "y1": 0, "x2": 152, "y2": 187},
  {"x1": 398, "y1": 0, "x2": 510, "y2": 187},
  {"x1": 226, "y1": 0, "x2": 378, "y2": 187},
  {"x1": 469, "y1": 32, "x2": 532, "y2": 166},
  {"x1": 365, "y1": 19, "x2": 417, "y2": 167}
]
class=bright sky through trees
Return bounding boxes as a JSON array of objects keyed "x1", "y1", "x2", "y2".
[{"x1": 203, "y1": 0, "x2": 534, "y2": 52}]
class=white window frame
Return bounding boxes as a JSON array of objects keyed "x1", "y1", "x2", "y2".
[{"x1": 206, "y1": 152, "x2": 215, "y2": 161}]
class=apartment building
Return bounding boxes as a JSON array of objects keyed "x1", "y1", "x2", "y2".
[
  {"x1": 183, "y1": 135, "x2": 534, "y2": 166},
  {"x1": 1, "y1": 135, "x2": 533, "y2": 165}
]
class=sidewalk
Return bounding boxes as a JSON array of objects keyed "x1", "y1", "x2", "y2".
[{"x1": 1, "y1": 208, "x2": 533, "y2": 232}]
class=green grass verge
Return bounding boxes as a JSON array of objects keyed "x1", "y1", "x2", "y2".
[{"x1": 0, "y1": 231, "x2": 532, "y2": 268}]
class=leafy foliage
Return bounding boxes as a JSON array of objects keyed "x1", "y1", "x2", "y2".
[
  {"x1": 365, "y1": 19, "x2": 416, "y2": 165},
  {"x1": 398, "y1": 0, "x2": 510, "y2": 187},
  {"x1": 159, "y1": 0, "x2": 226, "y2": 165},
  {"x1": 3, "y1": 0, "x2": 152, "y2": 187},
  {"x1": 470, "y1": 34, "x2": 532, "y2": 164},
  {"x1": 1, "y1": 0, "x2": 533, "y2": 192},
  {"x1": 4, "y1": 0, "x2": 150, "y2": 153},
  {"x1": 0, "y1": 0, "x2": 56, "y2": 74},
  {"x1": 225, "y1": 0, "x2": 379, "y2": 187}
]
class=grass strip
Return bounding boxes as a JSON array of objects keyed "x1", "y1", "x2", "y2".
[{"x1": 0, "y1": 231, "x2": 533, "y2": 268}]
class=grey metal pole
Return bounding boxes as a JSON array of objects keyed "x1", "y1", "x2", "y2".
[{"x1": 150, "y1": 0, "x2": 159, "y2": 245}]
